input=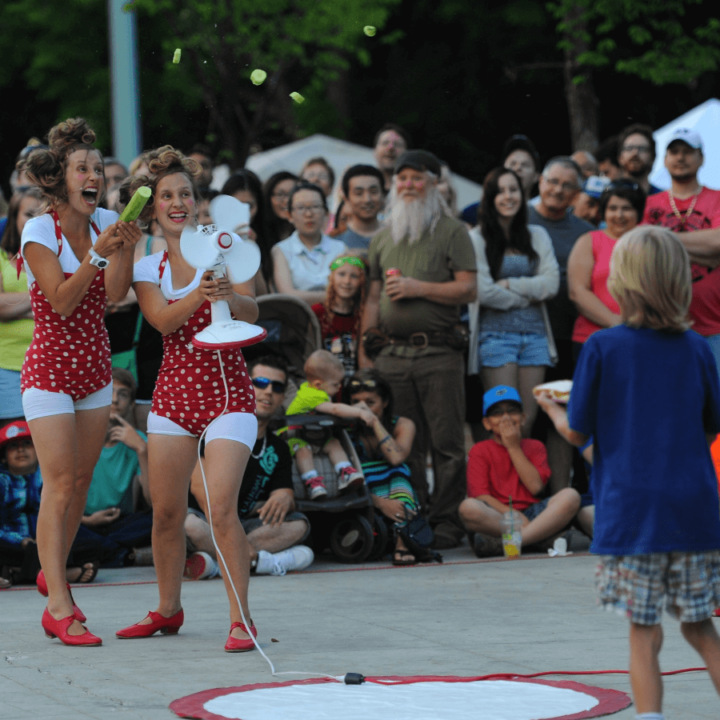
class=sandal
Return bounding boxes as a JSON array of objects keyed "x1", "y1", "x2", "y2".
[
  {"x1": 392, "y1": 550, "x2": 417, "y2": 566},
  {"x1": 67, "y1": 562, "x2": 99, "y2": 585}
]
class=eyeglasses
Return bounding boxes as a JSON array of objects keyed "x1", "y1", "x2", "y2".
[
  {"x1": 621, "y1": 144, "x2": 652, "y2": 154},
  {"x1": 5, "y1": 438, "x2": 33, "y2": 451},
  {"x1": 543, "y1": 177, "x2": 578, "y2": 193},
  {"x1": 18, "y1": 143, "x2": 50, "y2": 160},
  {"x1": 304, "y1": 172, "x2": 330, "y2": 182},
  {"x1": 603, "y1": 180, "x2": 640, "y2": 194},
  {"x1": 272, "y1": 191, "x2": 291, "y2": 199},
  {"x1": 347, "y1": 378, "x2": 377, "y2": 392},
  {"x1": 292, "y1": 204, "x2": 325, "y2": 215},
  {"x1": 251, "y1": 377, "x2": 287, "y2": 394}
]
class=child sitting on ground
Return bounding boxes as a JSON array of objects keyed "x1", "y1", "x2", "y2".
[
  {"x1": 285, "y1": 350, "x2": 375, "y2": 499},
  {"x1": 459, "y1": 385, "x2": 581, "y2": 558},
  {"x1": 311, "y1": 254, "x2": 367, "y2": 376},
  {"x1": 564, "y1": 226, "x2": 720, "y2": 720}
]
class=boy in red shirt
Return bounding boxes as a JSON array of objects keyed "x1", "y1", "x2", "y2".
[{"x1": 459, "y1": 385, "x2": 581, "y2": 557}]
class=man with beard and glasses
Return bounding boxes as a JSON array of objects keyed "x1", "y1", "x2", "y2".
[
  {"x1": 643, "y1": 128, "x2": 720, "y2": 376},
  {"x1": 373, "y1": 124, "x2": 411, "y2": 192},
  {"x1": 359, "y1": 150, "x2": 477, "y2": 549},
  {"x1": 617, "y1": 124, "x2": 662, "y2": 196}
]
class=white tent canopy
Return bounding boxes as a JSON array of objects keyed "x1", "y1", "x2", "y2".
[
  {"x1": 649, "y1": 98, "x2": 720, "y2": 191},
  {"x1": 212, "y1": 133, "x2": 483, "y2": 211}
]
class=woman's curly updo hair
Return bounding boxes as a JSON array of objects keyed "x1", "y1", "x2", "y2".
[
  {"x1": 125, "y1": 145, "x2": 202, "y2": 224},
  {"x1": 23, "y1": 118, "x2": 102, "y2": 208}
]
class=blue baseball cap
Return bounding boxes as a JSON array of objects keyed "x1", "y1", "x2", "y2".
[{"x1": 483, "y1": 385, "x2": 523, "y2": 416}]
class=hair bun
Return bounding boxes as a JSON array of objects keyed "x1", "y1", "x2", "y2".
[{"x1": 48, "y1": 118, "x2": 97, "y2": 153}]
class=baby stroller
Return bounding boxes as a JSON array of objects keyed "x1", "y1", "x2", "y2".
[{"x1": 244, "y1": 295, "x2": 386, "y2": 563}]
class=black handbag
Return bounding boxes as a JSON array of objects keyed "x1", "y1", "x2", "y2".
[{"x1": 396, "y1": 507, "x2": 443, "y2": 564}]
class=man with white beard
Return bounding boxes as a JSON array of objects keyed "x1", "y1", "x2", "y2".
[{"x1": 359, "y1": 150, "x2": 477, "y2": 549}]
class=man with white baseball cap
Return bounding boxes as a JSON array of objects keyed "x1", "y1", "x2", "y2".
[{"x1": 643, "y1": 127, "x2": 720, "y2": 374}]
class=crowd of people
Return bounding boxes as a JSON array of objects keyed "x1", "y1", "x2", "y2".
[{"x1": 2, "y1": 115, "x2": 720, "y2": 670}]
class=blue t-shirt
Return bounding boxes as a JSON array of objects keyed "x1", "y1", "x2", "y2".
[{"x1": 568, "y1": 325, "x2": 720, "y2": 555}]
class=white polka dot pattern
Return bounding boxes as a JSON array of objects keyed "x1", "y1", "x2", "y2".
[{"x1": 150, "y1": 252, "x2": 254, "y2": 436}]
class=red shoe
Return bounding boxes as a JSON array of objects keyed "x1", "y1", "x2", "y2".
[
  {"x1": 713, "y1": 607, "x2": 720, "y2": 617},
  {"x1": 36, "y1": 570, "x2": 87, "y2": 624},
  {"x1": 42, "y1": 609, "x2": 102, "y2": 647},
  {"x1": 224, "y1": 621, "x2": 257, "y2": 653},
  {"x1": 115, "y1": 609, "x2": 184, "y2": 639}
]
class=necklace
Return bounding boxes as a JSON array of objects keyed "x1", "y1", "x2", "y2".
[
  {"x1": 668, "y1": 186, "x2": 702, "y2": 228},
  {"x1": 250, "y1": 433, "x2": 267, "y2": 460}
]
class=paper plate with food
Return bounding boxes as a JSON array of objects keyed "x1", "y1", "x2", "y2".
[{"x1": 532, "y1": 380, "x2": 572, "y2": 404}]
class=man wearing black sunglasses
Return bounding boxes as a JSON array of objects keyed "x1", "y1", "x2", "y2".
[{"x1": 185, "y1": 356, "x2": 313, "y2": 577}]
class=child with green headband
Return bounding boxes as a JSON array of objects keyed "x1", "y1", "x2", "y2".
[{"x1": 312, "y1": 253, "x2": 368, "y2": 376}]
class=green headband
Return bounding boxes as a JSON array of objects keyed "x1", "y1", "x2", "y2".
[{"x1": 330, "y1": 256, "x2": 366, "y2": 272}]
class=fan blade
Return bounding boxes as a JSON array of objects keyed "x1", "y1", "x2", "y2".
[
  {"x1": 210, "y1": 195, "x2": 250, "y2": 233},
  {"x1": 180, "y1": 227, "x2": 222, "y2": 269},
  {"x1": 224, "y1": 239, "x2": 262, "y2": 284}
]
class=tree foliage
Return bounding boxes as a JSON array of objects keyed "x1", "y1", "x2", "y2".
[{"x1": 549, "y1": 0, "x2": 720, "y2": 85}]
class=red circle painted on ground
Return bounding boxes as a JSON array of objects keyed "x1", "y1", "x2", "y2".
[{"x1": 170, "y1": 675, "x2": 631, "y2": 720}]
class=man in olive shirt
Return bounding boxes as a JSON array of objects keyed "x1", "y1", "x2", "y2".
[{"x1": 360, "y1": 150, "x2": 477, "y2": 548}]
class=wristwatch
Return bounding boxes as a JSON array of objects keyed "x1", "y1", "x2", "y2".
[{"x1": 88, "y1": 248, "x2": 110, "y2": 269}]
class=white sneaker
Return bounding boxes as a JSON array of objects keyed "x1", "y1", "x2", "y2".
[
  {"x1": 255, "y1": 546, "x2": 314, "y2": 576},
  {"x1": 184, "y1": 551, "x2": 220, "y2": 580}
]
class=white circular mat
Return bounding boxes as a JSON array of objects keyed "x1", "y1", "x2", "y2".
[{"x1": 171, "y1": 676, "x2": 631, "y2": 720}]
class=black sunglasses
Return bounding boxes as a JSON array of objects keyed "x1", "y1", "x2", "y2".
[
  {"x1": 347, "y1": 378, "x2": 377, "y2": 392},
  {"x1": 18, "y1": 144, "x2": 50, "y2": 160},
  {"x1": 252, "y1": 377, "x2": 287, "y2": 394},
  {"x1": 603, "y1": 179, "x2": 640, "y2": 194}
]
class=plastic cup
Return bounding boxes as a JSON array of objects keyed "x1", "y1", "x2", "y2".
[
  {"x1": 501, "y1": 510, "x2": 523, "y2": 559},
  {"x1": 385, "y1": 268, "x2": 402, "y2": 277}
]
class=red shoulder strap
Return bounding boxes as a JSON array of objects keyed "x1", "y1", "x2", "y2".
[
  {"x1": 158, "y1": 251, "x2": 169, "y2": 281},
  {"x1": 50, "y1": 210, "x2": 63, "y2": 255}
]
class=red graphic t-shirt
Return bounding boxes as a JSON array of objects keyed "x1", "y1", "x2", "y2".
[
  {"x1": 311, "y1": 303, "x2": 360, "y2": 375},
  {"x1": 643, "y1": 188, "x2": 720, "y2": 336}
]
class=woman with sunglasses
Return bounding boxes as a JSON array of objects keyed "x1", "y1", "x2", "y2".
[
  {"x1": 568, "y1": 180, "x2": 646, "y2": 362},
  {"x1": 312, "y1": 254, "x2": 367, "y2": 376},
  {"x1": 344, "y1": 370, "x2": 422, "y2": 565},
  {"x1": 0, "y1": 187, "x2": 42, "y2": 425},
  {"x1": 272, "y1": 182, "x2": 347, "y2": 305}
]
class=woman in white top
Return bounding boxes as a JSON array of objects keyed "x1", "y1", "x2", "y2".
[
  {"x1": 21, "y1": 118, "x2": 141, "y2": 646},
  {"x1": 272, "y1": 181, "x2": 347, "y2": 305}
]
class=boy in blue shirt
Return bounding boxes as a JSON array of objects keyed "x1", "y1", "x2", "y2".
[{"x1": 564, "y1": 226, "x2": 720, "y2": 720}]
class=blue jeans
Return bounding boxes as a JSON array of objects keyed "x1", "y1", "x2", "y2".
[{"x1": 478, "y1": 331, "x2": 552, "y2": 368}]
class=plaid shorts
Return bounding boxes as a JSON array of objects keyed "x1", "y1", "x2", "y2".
[{"x1": 596, "y1": 551, "x2": 720, "y2": 625}]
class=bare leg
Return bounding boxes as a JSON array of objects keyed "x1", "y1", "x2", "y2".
[
  {"x1": 547, "y1": 428, "x2": 573, "y2": 494},
  {"x1": 134, "y1": 403, "x2": 152, "y2": 434},
  {"x1": 629, "y1": 622, "x2": 664, "y2": 714},
  {"x1": 324, "y1": 437, "x2": 349, "y2": 466},
  {"x1": 30, "y1": 408, "x2": 107, "y2": 636},
  {"x1": 517, "y1": 365, "x2": 546, "y2": 437},
  {"x1": 203, "y1": 438, "x2": 253, "y2": 640},
  {"x1": 481, "y1": 365, "x2": 518, "y2": 399},
  {"x1": 458, "y1": 497, "x2": 517, "y2": 537},
  {"x1": 681, "y1": 619, "x2": 720, "y2": 697},
  {"x1": 520, "y1": 488, "x2": 580, "y2": 546},
  {"x1": 576, "y1": 505, "x2": 594, "y2": 538},
  {"x1": 294, "y1": 445, "x2": 316, "y2": 475},
  {"x1": 144, "y1": 435, "x2": 197, "y2": 620}
]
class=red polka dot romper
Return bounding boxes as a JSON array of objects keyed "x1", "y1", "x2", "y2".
[
  {"x1": 149, "y1": 252, "x2": 254, "y2": 436},
  {"x1": 20, "y1": 211, "x2": 112, "y2": 400}
]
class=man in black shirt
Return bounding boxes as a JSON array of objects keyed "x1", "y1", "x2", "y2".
[{"x1": 184, "y1": 357, "x2": 313, "y2": 577}]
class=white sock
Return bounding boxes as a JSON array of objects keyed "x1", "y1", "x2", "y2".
[
  {"x1": 334, "y1": 461, "x2": 351, "y2": 473},
  {"x1": 636, "y1": 713, "x2": 664, "y2": 720},
  {"x1": 301, "y1": 470, "x2": 318, "y2": 482}
]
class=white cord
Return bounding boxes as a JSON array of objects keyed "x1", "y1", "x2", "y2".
[{"x1": 196, "y1": 349, "x2": 343, "y2": 683}]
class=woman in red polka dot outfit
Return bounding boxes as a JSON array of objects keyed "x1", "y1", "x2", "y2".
[
  {"x1": 116, "y1": 147, "x2": 260, "y2": 652},
  {"x1": 20, "y1": 118, "x2": 142, "y2": 646}
]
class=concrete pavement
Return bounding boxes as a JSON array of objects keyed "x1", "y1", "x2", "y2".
[{"x1": 2, "y1": 541, "x2": 719, "y2": 719}]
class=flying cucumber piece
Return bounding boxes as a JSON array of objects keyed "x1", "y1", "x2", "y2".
[
  {"x1": 173, "y1": 48, "x2": 182, "y2": 64},
  {"x1": 118, "y1": 186, "x2": 152, "y2": 222}
]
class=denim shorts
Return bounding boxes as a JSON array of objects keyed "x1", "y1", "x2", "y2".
[
  {"x1": 521, "y1": 497, "x2": 549, "y2": 522},
  {"x1": 478, "y1": 331, "x2": 552, "y2": 368},
  {"x1": 0, "y1": 368, "x2": 23, "y2": 420}
]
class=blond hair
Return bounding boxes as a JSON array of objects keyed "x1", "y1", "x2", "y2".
[
  {"x1": 608, "y1": 226, "x2": 691, "y2": 333},
  {"x1": 304, "y1": 349, "x2": 344, "y2": 382}
]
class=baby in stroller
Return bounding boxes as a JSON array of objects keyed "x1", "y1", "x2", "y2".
[{"x1": 285, "y1": 350, "x2": 375, "y2": 499}]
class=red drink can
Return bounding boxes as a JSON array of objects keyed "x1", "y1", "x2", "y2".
[{"x1": 385, "y1": 268, "x2": 402, "y2": 277}]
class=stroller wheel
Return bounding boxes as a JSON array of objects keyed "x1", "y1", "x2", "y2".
[
  {"x1": 368, "y1": 513, "x2": 390, "y2": 561},
  {"x1": 329, "y1": 516, "x2": 375, "y2": 564}
]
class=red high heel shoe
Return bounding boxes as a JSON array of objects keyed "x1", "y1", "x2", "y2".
[
  {"x1": 36, "y1": 570, "x2": 87, "y2": 623},
  {"x1": 115, "y1": 609, "x2": 184, "y2": 639},
  {"x1": 42, "y1": 609, "x2": 102, "y2": 647},
  {"x1": 224, "y1": 621, "x2": 257, "y2": 653}
]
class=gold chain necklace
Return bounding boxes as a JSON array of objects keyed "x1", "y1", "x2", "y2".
[{"x1": 668, "y1": 187, "x2": 702, "y2": 228}]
